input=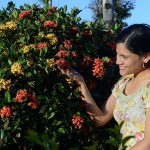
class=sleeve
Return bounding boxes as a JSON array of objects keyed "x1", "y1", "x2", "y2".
[
  {"x1": 143, "y1": 82, "x2": 150, "y2": 108},
  {"x1": 111, "y1": 77, "x2": 124, "y2": 98}
]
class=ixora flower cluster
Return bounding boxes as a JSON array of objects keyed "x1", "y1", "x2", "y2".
[
  {"x1": 0, "y1": 89, "x2": 38, "y2": 118},
  {"x1": 0, "y1": 2, "x2": 118, "y2": 149}
]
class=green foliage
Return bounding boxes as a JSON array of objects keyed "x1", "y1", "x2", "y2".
[{"x1": 0, "y1": 2, "x2": 120, "y2": 149}]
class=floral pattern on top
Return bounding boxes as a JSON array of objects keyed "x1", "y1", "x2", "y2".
[{"x1": 112, "y1": 74, "x2": 150, "y2": 150}]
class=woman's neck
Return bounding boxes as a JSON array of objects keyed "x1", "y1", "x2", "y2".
[{"x1": 133, "y1": 68, "x2": 150, "y2": 82}]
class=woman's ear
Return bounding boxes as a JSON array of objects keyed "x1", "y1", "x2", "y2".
[{"x1": 143, "y1": 53, "x2": 150, "y2": 63}]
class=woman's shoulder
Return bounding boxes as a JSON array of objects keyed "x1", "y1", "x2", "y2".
[
  {"x1": 117, "y1": 74, "x2": 134, "y2": 85},
  {"x1": 112, "y1": 74, "x2": 133, "y2": 96}
]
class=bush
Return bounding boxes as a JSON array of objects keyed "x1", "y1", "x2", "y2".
[{"x1": 0, "y1": 2, "x2": 120, "y2": 149}]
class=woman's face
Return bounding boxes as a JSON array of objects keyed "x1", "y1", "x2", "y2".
[{"x1": 116, "y1": 43, "x2": 144, "y2": 76}]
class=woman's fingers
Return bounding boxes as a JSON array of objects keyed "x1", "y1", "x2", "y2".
[
  {"x1": 60, "y1": 69, "x2": 66, "y2": 74},
  {"x1": 60, "y1": 69, "x2": 72, "y2": 78},
  {"x1": 60, "y1": 68, "x2": 83, "y2": 83}
]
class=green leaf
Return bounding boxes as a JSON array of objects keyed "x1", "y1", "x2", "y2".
[
  {"x1": 76, "y1": 111, "x2": 81, "y2": 115},
  {"x1": 122, "y1": 135, "x2": 134, "y2": 146},
  {"x1": 37, "y1": 95, "x2": 45, "y2": 100},
  {"x1": 55, "y1": 121, "x2": 62, "y2": 126},
  {"x1": 39, "y1": 14, "x2": 46, "y2": 20},
  {"x1": 25, "y1": 72, "x2": 32, "y2": 77},
  {"x1": 49, "y1": 139, "x2": 59, "y2": 150},
  {"x1": 35, "y1": 20, "x2": 40, "y2": 26},
  {"x1": 83, "y1": 141, "x2": 98, "y2": 150},
  {"x1": 63, "y1": 5, "x2": 67, "y2": 13},
  {"x1": 57, "y1": 128, "x2": 65, "y2": 134},
  {"x1": 11, "y1": 9, "x2": 18, "y2": 18},
  {"x1": 25, "y1": 130, "x2": 43, "y2": 147},
  {"x1": 87, "y1": 21, "x2": 91, "y2": 27},
  {"x1": 106, "y1": 138, "x2": 119, "y2": 148},
  {"x1": 8, "y1": 59, "x2": 12, "y2": 65},
  {"x1": 55, "y1": 12, "x2": 60, "y2": 18},
  {"x1": 19, "y1": 37, "x2": 25, "y2": 44},
  {"x1": 100, "y1": 17, "x2": 105, "y2": 25},
  {"x1": 5, "y1": 91, "x2": 11, "y2": 103},
  {"x1": 114, "y1": 22, "x2": 120, "y2": 30},
  {"x1": 48, "y1": 112, "x2": 55, "y2": 119}
]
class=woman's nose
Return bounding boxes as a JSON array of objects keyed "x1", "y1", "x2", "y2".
[{"x1": 116, "y1": 56, "x2": 121, "y2": 65}]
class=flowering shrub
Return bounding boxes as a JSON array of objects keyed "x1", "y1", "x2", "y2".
[{"x1": 0, "y1": 2, "x2": 120, "y2": 149}]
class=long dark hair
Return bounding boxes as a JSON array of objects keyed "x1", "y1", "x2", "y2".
[{"x1": 116, "y1": 24, "x2": 150, "y2": 56}]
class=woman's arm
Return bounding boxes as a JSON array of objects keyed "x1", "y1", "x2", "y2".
[
  {"x1": 129, "y1": 107, "x2": 150, "y2": 150},
  {"x1": 61, "y1": 68, "x2": 116, "y2": 127}
]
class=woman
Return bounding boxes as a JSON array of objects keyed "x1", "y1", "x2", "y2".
[{"x1": 61, "y1": 24, "x2": 150, "y2": 150}]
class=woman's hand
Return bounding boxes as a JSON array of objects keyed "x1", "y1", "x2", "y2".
[{"x1": 60, "y1": 68, "x2": 84, "y2": 84}]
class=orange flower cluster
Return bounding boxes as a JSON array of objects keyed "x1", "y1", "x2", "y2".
[
  {"x1": 49, "y1": 6, "x2": 57, "y2": 11},
  {"x1": 63, "y1": 40, "x2": 72, "y2": 49},
  {"x1": 0, "y1": 106, "x2": 12, "y2": 118},
  {"x1": 71, "y1": 51, "x2": 78, "y2": 57},
  {"x1": 82, "y1": 28, "x2": 93, "y2": 38},
  {"x1": 92, "y1": 58, "x2": 104, "y2": 78},
  {"x1": 72, "y1": 115, "x2": 84, "y2": 129},
  {"x1": 15, "y1": 89, "x2": 28, "y2": 103},
  {"x1": 19, "y1": 10, "x2": 30, "y2": 19},
  {"x1": 55, "y1": 50, "x2": 78, "y2": 58},
  {"x1": 55, "y1": 59, "x2": 70, "y2": 70},
  {"x1": 55, "y1": 50, "x2": 69, "y2": 58},
  {"x1": 46, "y1": 6, "x2": 57, "y2": 16},
  {"x1": 70, "y1": 26, "x2": 78, "y2": 35},
  {"x1": 36, "y1": 42, "x2": 48, "y2": 51},
  {"x1": 44, "y1": 20, "x2": 57, "y2": 29},
  {"x1": 27, "y1": 94, "x2": 38, "y2": 109},
  {"x1": 15, "y1": 89, "x2": 38, "y2": 109}
]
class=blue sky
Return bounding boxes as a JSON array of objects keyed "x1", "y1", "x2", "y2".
[{"x1": 0, "y1": 0, "x2": 150, "y2": 26}]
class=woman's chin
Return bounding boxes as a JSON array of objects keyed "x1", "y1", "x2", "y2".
[{"x1": 119, "y1": 70, "x2": 128, "y2": 76}]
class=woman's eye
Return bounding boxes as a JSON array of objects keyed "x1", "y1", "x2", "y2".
[{"x1": 122, "y1": 55, "x2": 128, "y2": 59}]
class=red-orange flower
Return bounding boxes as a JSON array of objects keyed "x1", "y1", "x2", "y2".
[
  {"x1": 92, "y1": 58, "x2": 104, "y2": 78},
  {"x1": 71, "y1": 51, "x2": 78, "y2": 57},
  {"x1": 63, "y1": 40, "x2": 72, "y2": 49},
  {"x1": 44, "y1": 20, "x2": 57, "y2": 29},
  {"x1": 15, "y1": 89, "x2": 28, "y2": 103},
  {"x1": 70, "y1": 26, "x2": 78, "y2": 35},
  {"x1": 55, "y1": 59, "x2": 70, "y2": 70},
  {"x1": 55, "y1": 50, "x2": 69, "y2": 58},
  {"x1": 27, "y1": 94, "x2": 38, "y2": 109},
  {"x1": 19, "y1": 10, "x2": 30, "y2": 19},
  {"x1": 36, "y1": 42, "x2": 48, "y2": 51},
  {"x1": 15, "y1": 89, "x2": 38, "y2": 109},
  {"x1": 72, "y1": 115, "x2": 84, "y2": 129},
  {"x1": 0, "y1": 106, "x2": 12, "y2": 118},
  {"x1": 46, "y1": 6, "x2": 57, "y2": 16},
  {"x1": 49, "y1": 6, "x2": 57, "y2": 11},
  {"x1": 82, "y1": 28, "x2": 93, "y2": 38}
]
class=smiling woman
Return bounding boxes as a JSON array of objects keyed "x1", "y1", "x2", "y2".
[{"x1": 61, "y1": 24, "x2": 150, "y2": 150}]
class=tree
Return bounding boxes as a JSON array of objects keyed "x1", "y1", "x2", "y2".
[
  {"x1": 102, "y1": 0, "x2": 114, "y2": 28},
  {"x1": 89, "y1": 0, "x2": 135, "y2": 27}
]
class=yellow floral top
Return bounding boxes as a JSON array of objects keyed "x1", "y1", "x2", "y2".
[{"x1": 112, "y1": 75, "x2": 150, "y2": 150}]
